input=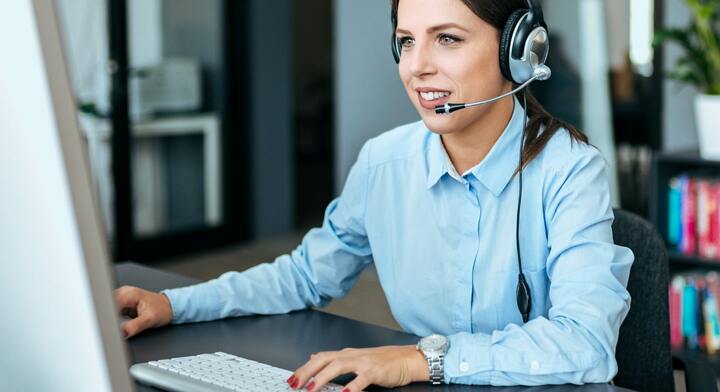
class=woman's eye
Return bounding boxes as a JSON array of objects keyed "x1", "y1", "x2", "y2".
[
  {"x1": 399, "y1": 36, "x2": 414, "y2": 48},
  {"x1": 438, "y1": 34, "x2": 461, "y2": 45}
]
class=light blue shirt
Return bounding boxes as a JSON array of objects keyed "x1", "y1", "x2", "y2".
[{"x1": 163, "y1": 98, "x2": 633, "y2": 386}]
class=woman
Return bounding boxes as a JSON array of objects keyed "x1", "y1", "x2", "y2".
[{"x1": 115, "y1": 0, "x2": 633, "y2": 390}]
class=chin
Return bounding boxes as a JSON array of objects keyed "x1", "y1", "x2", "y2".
[{"x1": 418, "y1": 111, "x2": 460, "y2": 135}]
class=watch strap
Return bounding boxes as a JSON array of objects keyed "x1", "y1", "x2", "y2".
[{"x1": 426, "y1": 353, "x2": 444, "y2": 385}]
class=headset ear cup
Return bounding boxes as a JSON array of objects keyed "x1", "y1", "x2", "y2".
[
  {"x1": 499, "y1": 9, "x2": 526, "y2": 83},
  {"x1": 391, "y1": 34, "x2": 401, "y2": 64}
]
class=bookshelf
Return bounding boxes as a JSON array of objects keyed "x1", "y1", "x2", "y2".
[
  {"x1": 651, "y1": 151, "x2": 720, "y2": 268},
  {"x1": 651, "y1": 151, "x2": 720, "y2": 373}
]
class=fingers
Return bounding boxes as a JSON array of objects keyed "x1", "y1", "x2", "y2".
[
  {"x1": 342, "y1": 375, "x2": 371, "y2": 392},
  {"x1": 303, "y1": 359, "x2": 351, "y2": 392},
  {"x1": 291, "y1": 351, "x2": 335, "y2": 389},
  {"x1": 115, "y1": 285, "x2": 140, "y2": 311},
  {"x1": 121, "y1": 313, "x2": 152, "y2": 338},
  {"x1": 115, "y1": 286, "x2": 160, "y2": 338}
]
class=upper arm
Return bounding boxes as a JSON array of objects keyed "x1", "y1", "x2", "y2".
[{"x1": 542, "y1": 141, "x2": 633, "y2": 352}]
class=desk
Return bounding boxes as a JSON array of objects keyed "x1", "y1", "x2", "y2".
[{"x1": 115, "y1": 262, "x2": 633, "y2": 392}]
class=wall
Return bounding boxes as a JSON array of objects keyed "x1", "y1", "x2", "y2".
[
  {"x1": 333, "y1": 0, "x2": 417, "y2": 191},
  {"x1": 662, "y1": 0, "x2": 699, "y2": 152}
]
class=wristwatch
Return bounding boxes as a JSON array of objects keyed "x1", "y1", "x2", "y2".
[{"x1": 416, "y1": 334, "x2": 449, "y2": 385}]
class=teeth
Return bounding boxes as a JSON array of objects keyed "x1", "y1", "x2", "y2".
[{"x1": 420, "y1": 91, "x2": 450, "y2": 101}]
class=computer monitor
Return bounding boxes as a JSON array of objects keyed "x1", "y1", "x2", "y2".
[{"x1": 0, "y1": 1, "x2": 134, "y2": 390}]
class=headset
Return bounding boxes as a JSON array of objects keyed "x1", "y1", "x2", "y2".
[{"x1": 391, "y1": 0, "x2": 551, "y2": 323}]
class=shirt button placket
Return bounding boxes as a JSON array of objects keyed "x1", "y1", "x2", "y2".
[
  {"x1": 455, "y1": 181, "x2": 478, "y2": 331},
  {"x1": 467, "y1": 182, "x2": 481, "y2": 331}
]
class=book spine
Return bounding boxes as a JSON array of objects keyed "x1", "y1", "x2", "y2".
[
  {"x1": 706, "y1": 272, "x2": 720, "y2": 352},
  {"x1": 714, "y1": 182, "x2": 720, "y2": 260},
  {"x1": 683, "y1": 277, "x2": 698, "y2": 350},
  {"x1": 668, "y1": 177, "x2": 682, "y2": 246},
  {"x1": 681, "y1": 176, "x2": 697, "y2": 255},
  {"x1": 698, "y1": 179, "x2": 712, "y2": 258},
  {"x1": 698, "y1": 277, "x2": 707, "y2": 351},
  {"x1": 670, "y1": 276, "x2": 684, "y2": 350}
]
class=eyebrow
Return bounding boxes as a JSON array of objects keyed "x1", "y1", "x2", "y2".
[{"x1": 396, "y1": 23, "x2": 470, "y2": 35}]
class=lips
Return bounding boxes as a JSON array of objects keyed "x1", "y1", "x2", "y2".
[{"x1": 417, "y1": 91, "x2": 452, "y2": 111}]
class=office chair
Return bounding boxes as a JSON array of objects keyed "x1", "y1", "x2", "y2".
[{"x1": 611, "y1": 209, "x2": 718, "y2": 392}]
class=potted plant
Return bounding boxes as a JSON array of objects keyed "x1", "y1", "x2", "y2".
[{"x1": 654, "y1": 0, "x2": 720, "y2": 159}]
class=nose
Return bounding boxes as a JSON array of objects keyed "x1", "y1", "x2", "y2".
[{"x1": 406, "y1": 42, "x2": 437, "y2": 78}]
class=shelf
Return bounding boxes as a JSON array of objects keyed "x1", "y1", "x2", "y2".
[
  {"x1": 656, "y1": 151, "x2": 720, "y2": 167},
  {"x1": 669, "y1": 252, "x2": 720, "y2": 270},
  {"x1": 673, "y1": 348, "x2": 720, "y2": 376}
]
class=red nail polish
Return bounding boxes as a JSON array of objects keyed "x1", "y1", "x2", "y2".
[
  {"x1": 287, "y1": 375, "x2": 296, "y2": 385},
  {"x1": 291, "y1": 379, "x2": 299, "y2": 389},
  {"x1": 306, "y1": 381, "x2": 316, "y2": 391},
  {"x1": 342, "y1": 389, "x2": 350, "y2": 392}
]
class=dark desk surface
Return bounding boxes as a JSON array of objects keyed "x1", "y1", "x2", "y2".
[{"x1": 114, "y1": 262, "x2": 633, "y2": 392}]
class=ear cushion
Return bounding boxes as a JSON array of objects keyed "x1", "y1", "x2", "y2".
[{"x1": 499, "y1": 9, "x2": 527, "y2": 83}]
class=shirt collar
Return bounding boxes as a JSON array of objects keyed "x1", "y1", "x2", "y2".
[{"x1": 425, "y1": 96, "x2": 525, "y2": 197}]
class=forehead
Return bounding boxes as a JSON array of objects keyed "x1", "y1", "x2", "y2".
[{"x1": 396, "y1": 0, "x2": 482, "y2": 31}]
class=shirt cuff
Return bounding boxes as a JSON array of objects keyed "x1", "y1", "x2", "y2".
[
  {"x1": 444, "y1": 331, "x2": 493, "y2": 384},
  {"x1": 161, "y1": 284, "x2": 209, "y2": 324}
]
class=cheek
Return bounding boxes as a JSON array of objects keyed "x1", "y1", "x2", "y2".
[
  {"x1": 399, "y1": 65, "x2": 414, "y2": 92},
  {"x1": 444, "y1": 54, "x2": 503, "y2": 93}
]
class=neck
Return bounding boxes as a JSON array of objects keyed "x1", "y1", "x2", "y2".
[{"x1": 441, "y1": 96, "x2": 515, "y2": 175}]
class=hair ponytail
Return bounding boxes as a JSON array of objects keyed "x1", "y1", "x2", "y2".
[{"x1": 518, "y1": 90, "x2": 588, "y2": 172}]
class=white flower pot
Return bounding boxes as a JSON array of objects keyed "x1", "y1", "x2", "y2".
[{"x1": 696, "y1": 94, "x2": 720, "y2": 160}]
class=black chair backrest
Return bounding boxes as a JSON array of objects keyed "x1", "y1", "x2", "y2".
[{"x1": 612, "y1": 209, "x2": 674, "y2": 391}]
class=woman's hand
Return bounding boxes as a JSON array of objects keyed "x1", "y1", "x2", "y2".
[
  {"x1": 286, "y1": 345, "x2": 430, "y2": 392},
  {"x1": 114, "y1": 285, "x2": 174, "y2": 338}
]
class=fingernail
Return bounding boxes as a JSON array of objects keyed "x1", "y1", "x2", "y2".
[
  {"x1": 342, "y1": 389, "x2": 350, "y2": 392},
  {"x1": 286, "y1": 375, "x2": 296, "y2": 385},
  {"x1": 291, "y1": 379, "x2": 299, "y2": 389},
  {"x1": 306, "y1": 381, "x2": 316, "y2": 392}
]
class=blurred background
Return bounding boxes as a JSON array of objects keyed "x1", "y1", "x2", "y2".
[{"x1": 55, "y1": 0, "x2": 717, "y2": 384}]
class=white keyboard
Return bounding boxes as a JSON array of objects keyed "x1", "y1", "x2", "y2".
[{"x1": 130, "y1": 352, "x2": 344, "y2": 392}]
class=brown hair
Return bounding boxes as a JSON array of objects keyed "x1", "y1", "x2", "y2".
[{"x1": 391, "y1": 0, "x2": 589, "y2": 171}]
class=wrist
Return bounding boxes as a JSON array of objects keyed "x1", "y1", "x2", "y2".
[
  {"x1": 407, "y1": 345, "x2": 430, "y2": 382},
  {"x1": 158, "y1": 292, "x2": 174, "y2": 325}
]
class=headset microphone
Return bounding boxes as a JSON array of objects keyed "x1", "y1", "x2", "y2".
[{"x1": 434, "y1": 65, "x2": 551, "y2": 115}]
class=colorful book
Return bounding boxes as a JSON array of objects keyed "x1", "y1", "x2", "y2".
[
  {"x1": 680, "y1": 176, "x2": 697, "y2": 255},
  {"x1": 698, "y1": 179, "x2": 714, "y2": 258},
  {"x1": 682, "y1": 276, "x2": 699, "y2": 350},
  {"x1": 668, "y1": 177, "x2": 682, "y2": 246},
  {"x1": 670, "y1": 276, "x2": 684, "y2": 350}
]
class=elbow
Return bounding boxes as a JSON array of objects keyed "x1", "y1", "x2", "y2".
[
  {"x1": 551, "y1": 317, "x2": 621, "y2": 384},
  {"x1": 581, "y1": 352, "x2": 617, "y2": 384}
]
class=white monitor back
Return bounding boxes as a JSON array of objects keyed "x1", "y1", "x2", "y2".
[{"x1": 0, "y1": 1, "x2": 134, "y2": 391}]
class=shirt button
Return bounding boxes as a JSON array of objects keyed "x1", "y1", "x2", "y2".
[
  {"x1": 459, "y1": 362, "x2": 470, "y2": 372},
  {"x1": 530, "y1": 360, "x2": 541, "y2": 371}
]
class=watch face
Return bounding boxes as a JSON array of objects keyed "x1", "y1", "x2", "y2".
[{"x1": 420, "y1": 334, "x2": 448, "y2": 352}]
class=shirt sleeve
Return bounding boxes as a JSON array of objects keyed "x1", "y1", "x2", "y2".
[
  {"x1": 443, "y1": 144, "x2": 634, "y2": 386},
  {"x1": 161, "y1": 141, "x2": 374, "y2": 324}
]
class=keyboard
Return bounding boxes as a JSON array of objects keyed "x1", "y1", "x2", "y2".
[{"x1": 130, "y1": 352, "x2": 345, "y2": 392}]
